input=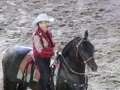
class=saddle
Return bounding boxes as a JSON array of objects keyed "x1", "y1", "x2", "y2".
[
  {"x1": 17, "y1": 50, "x2": 61, "y2": 85},
  {"x1": 17, "y1": 51, "x2": 40, "y2": 83}
]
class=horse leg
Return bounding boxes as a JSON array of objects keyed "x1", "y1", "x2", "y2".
[
  {"x1": 3, "y1": 77, "x2": 17, "y2": 90},
  {"x1": 17, "y1": 83, "x2": 27, "y2": 90},
  {"x1": 3, "y1": 71, "x2": 8, "y2": 90},
  {"x1": 8, "y1": 82, "x2": 17, "y2": 90},
  {"x1": 3, "y1": 67, "x2": 17, "y2": 90}
]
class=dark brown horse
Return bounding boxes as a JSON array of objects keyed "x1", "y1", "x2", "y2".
[{"x1": 2, "y1": 31, "x2": 98, "y2": 90}]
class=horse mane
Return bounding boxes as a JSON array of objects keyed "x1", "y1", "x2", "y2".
[{"x1": 62, "y1": 37, "x2": 81, "y2": 57}]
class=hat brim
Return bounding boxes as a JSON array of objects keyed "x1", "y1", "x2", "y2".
[
  {"x1": 32, "y1": 17, "x2": 54, "y2": 26},
  {"x1": 48, "y1": 18, "x2": 54, "y2": 22}
]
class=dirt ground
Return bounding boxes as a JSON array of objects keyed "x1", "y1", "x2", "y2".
[{"x1": 0, "y1": 0, "x2": 120, "y2": 90}]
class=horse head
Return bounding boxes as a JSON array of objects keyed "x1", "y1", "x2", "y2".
[{"x1": 75, "y1": 30, "x2": 98, "y2": 72}]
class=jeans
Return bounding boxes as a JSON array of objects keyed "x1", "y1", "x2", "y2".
[{"x1": 35, "y1": 57, "x2": 50, "y2": 90}]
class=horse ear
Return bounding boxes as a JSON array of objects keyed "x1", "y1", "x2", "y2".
[{"x1": 84, "y1": 30, "x2": 88, "y2": 40}]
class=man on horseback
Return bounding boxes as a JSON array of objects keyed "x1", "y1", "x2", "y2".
[{"x1": 32, "y1": 13, "x2": 60, "y2": 90}]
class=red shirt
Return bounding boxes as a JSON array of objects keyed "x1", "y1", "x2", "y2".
[{"x1": 32, "y1": 27, "x2": 55, "y2": 59}]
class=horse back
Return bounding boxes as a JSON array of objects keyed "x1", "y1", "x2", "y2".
[{"x1": 2, "y1": 45, "x2": 32, "y2": 82}]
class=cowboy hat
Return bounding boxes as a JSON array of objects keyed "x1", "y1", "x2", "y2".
[{"x1": 32, "y1": 13, "x2": 54, "y2": 26}]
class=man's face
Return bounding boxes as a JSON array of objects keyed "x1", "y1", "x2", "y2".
[{"x1": 39, "y1": 21, "x2": 50, "y2": 31}]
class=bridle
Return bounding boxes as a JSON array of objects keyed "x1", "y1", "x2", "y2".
[{"x1": 76, "y1": 38, "x2": 94, "y2": 64}]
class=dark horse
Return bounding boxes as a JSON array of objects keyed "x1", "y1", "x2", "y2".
[{"x1": 2, "y1": 31, "x2": 98, "y2": 90}]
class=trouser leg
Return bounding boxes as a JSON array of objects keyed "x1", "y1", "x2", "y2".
[{"x1": 35, "y1": 58, "x2": 50, "y2": 90}]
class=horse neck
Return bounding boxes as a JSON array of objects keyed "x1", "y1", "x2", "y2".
[{"x1": 60, "y1": 53, "x2": 86, "y2": 76}]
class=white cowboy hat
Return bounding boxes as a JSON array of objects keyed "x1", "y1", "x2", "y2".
[{"x1": 32, "y1": 13, "x2": 54, "y2": 26}]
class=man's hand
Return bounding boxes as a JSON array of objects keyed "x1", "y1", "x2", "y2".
[{"x1": 53, "y1": 45, "x2": 62, "y2": 52}]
